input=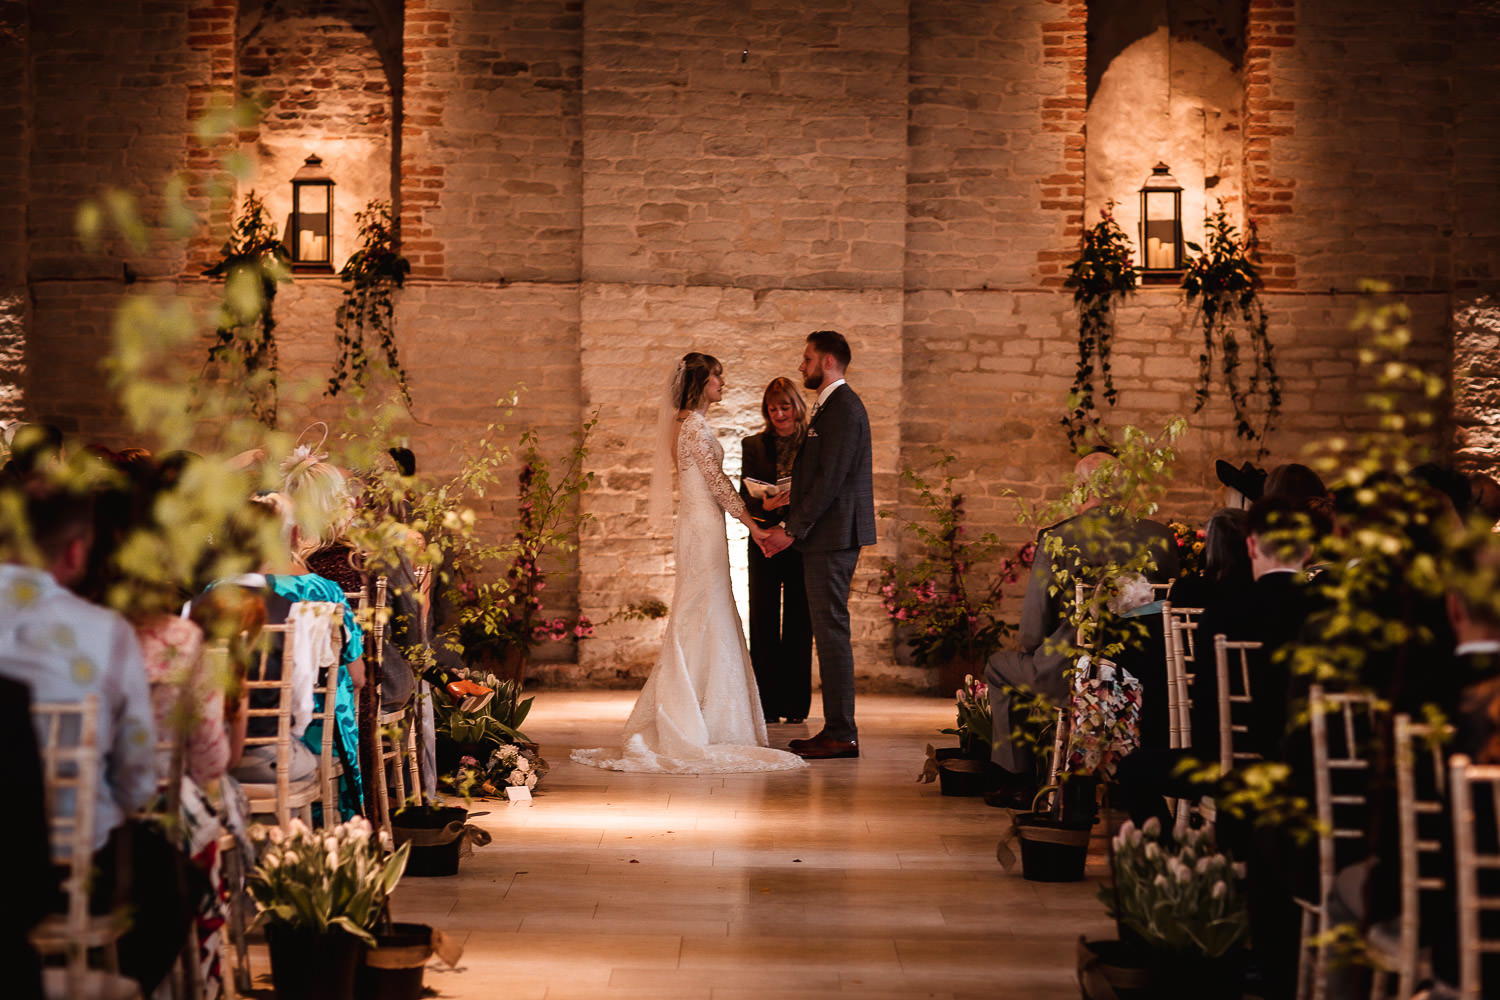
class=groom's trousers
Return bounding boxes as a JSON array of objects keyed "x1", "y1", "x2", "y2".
[{"x1": 801, "y1": 546, "x2": 861, "y2": 742}]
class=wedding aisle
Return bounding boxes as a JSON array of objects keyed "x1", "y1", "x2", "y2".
[{"x1": 249, "y1": 691, "x2": 1115, "y2": 999}]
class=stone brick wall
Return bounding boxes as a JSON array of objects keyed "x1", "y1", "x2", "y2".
[
  {"x1": 0, "y1": 1, "x2": 28, "y2": 420},
  {"x1": 582, "y1": 0, "x2": 907, "y2": 289},
  {"x1": 907, "y1": 0, "x2": 1084, "y2": 291},
  {"x1": 401, "y1": 0, "x2": 582, "y2": 283},
  {"x1": 1248, "y1": 0, "x2": 1462, "y2": 294}
]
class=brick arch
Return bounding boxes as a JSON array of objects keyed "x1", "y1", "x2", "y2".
[{"x1": 232, "y1": 0, "x2": 401, "y2": 269}]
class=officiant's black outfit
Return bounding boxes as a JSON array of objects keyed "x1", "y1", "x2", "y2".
[{"x1": 740, "y1": 429, "x2": 812, "y2": 723}]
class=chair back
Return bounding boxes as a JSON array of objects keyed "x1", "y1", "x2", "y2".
[
  {"x1": 1308, "y1": 686, "x2": 1380, "y2": 887},
  {"x1": 1161, "y1": 603, "x2": 1203, "y2": 750},
  {"x1": 1449, "y1": 753, "x2": 1500, "y2": 1000},
  {"x1": 33, "y1": 695, "x2": 101, "y2": 927},
  {"x1": 1213, "y1": 634, "x2": 1263, "y2": 772},
  {"x1": 240, "y1": 623, "x2": 300, "y2": 826},
  {"x1": 1388, "y1": 714, "x2": 1453, "y2": 998}
]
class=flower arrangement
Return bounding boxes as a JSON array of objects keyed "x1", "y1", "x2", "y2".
[
  {"x1": 451, "y1": 743, "x2": 550, "y2": 797},
  {"x1": 939, "y1": 674, "x2": 994, "y2": 756},
  {"x1": 879, "y1": 452, "x2": 1032, "y2": 669},
  {"x1": 1101, "y1": 818, "x2": 1248, "y2": 960},
  {"x1": 1169, "y1": 520, "x2": 1205, "y2": 578},
  {"x1": 433, "y1": 669, "x2": 534, "y2": 748},
  {"x1": 246, "y1": 817, "x2": 410, "y2": 945}
]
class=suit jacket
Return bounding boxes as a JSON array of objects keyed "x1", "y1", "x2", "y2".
[
  {"x1": 1017, "y1": 507, "x2": 1180, "y2": 663},
  {"x1": 739, "y1": 429, "x2": 792, "y2": 528},
  {"x1": 1188, "y1": 570, "x2": 1322, "y2": 757},
  {"x1": 785, "y1": 383, "x2": 875, "y2": 552}
]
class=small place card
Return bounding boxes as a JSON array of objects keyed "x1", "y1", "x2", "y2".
[{"x1": 504, "y1": 786, "x2": 532, "y2": 806}]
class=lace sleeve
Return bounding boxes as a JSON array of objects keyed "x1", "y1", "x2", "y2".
[{"x1": 681, "y1": 413, "x2": 748, "y2": 520}]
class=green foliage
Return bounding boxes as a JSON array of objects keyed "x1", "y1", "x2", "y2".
[
  {"x1": 1002, "y1": 420, "x2": 1185, "y2": 769},
  {"x1": 329, "y1": 201, "x2": 412, "y2": 407},
  {"x1": 201, "y1": 191, "x2": 292, "y2": 426},
  {"x1": 878, "y1": 451, "x2": 1027, "y2": 667},
  {"x1": 1063, "y1": 205, "x2": 1138, "y2": 450},
  {"x1": 1181, "y1": 206, "x2": 1281, "y2": 444},
  {"x1": 434, "y1": 669, "x2": 534, "y2": 747},
  {"x1": 246, "y1": 817, "x2": 410, "y2": 946},
  {"x1": 1102, "y1": 818, "x2": 1249, "y2": 959}
]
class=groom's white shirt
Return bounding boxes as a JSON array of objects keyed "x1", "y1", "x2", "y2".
[{"x1": 813, "y1": 378, "x2": 846, "y2": 417}]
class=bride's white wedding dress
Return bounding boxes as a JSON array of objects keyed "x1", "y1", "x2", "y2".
[{"x1": 572, "y1": 411, "x2": 807, "y2": 774}]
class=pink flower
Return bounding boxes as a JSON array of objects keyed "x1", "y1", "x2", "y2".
[
  {"x1": 574, "y1": 622, "x2": 595, "y2": 638},
  {"x1": 894, "y1": 608, "x2": 909, "y2": 621}
]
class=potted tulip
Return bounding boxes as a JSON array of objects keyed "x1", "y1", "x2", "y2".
[
  {"x1": 247, "y1": 817, "x2": 411, "y2": 1000},
  {"x1": 1081, "y1": 817, "x2": 1249, "y2": 999}
]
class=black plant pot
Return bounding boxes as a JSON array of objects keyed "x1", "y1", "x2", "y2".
[
  {"x1": 1014, "y1": 811, "x2": 1093, "y2": 883},
  {"x1": 391, "y1": 804, "x2": 469, "y2": 877},
  {"x1": 1076, "y1": 937, "x2": 1151, "y2": 1000},
  {"x1": 356, "y1": 923, "x2": 434, "y2": 1000},
  {"x1": 267, "y1": 925, "x2": 363, "y2": 1000}
]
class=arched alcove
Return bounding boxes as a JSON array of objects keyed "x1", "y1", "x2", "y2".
[
  {"x1": 1085, "y1": 0, "x2": 1245, "y2": 264},
  {"x1": 235, "y1": 0, "x2": 402, "y2": 269}
]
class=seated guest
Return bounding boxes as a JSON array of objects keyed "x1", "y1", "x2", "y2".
[
  {"x1": 1164, "y1": 506, "x2": 1252, "y2": 611},
  {"x1": 1263, "y1": 461, "x2": 1328, "y2": 503},
  {"x1": 213, "y1": 491, "x2": 366, "y2": 819},
  {"x1": 982, "y1": 451, "x2": 1178, "y2": 806},
  {"x1": 0, "y1": 481, "x2": 189, "y2": 995}
]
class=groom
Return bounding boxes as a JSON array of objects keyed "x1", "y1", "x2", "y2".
[{"x1": 760, "y1": 330, "x2": 875, "y2": 759}]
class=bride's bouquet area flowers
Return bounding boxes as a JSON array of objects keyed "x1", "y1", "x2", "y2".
[
  {"x1": 246, "y1": 817, "x2": 410, "y2": 945},
  {"x1": 1101, "y1": 818, "x2": 1248, "y2": 960},
  {"x1": 453, "y1": 742, "x2": 550, "y2": 797}
]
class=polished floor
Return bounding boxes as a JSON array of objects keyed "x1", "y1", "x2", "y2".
[{"x1": 245, "y1": 691, "x2": 1115, "y2": 999}]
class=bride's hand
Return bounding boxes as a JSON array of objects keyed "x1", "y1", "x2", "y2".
[{"x1": 748, "y1": 522, "x2": 770, "y2": 546}]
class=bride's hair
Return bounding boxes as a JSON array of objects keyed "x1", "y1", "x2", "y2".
[
  {"x1": 676, "y1": 352, "x2": 722, "y2": 411},
  {"x1": 760, "y1": 377, "x2": 808, "y2": 436}
]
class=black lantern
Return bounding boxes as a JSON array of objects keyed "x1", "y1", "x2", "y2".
[
  {"x1": 290, "y1": 154, "x2": 335, "y2": 272},
  {"x1": 1138, "y1": 162, "x2": 1184, "y2": 273}
]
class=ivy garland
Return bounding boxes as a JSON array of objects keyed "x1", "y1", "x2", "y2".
[
  {"x1": 328, "y1": 201, "x2": 412, "y2": 407},
  {"x1": 202, "y1": 191, "x2": 290, "y2": 426},
  {"x1": 1181, "y1": 207, "x2": 1282, "y2": 443},
  {"x1": 1062, "y1": 205, "x2": 1138, "y2": 450}
]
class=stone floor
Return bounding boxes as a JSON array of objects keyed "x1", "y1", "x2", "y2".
[{"x1": 239, "y1": 691, "x2": 1115, "y2": 999}]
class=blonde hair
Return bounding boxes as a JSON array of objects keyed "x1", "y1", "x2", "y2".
[{"x1": 280, "y1": 446, "x2": 353, "y2": 558}]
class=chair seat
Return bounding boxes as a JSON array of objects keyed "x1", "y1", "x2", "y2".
[
  {"x1": 33, "y1": 911, "x2": 132, "y2": 954},
  {"x1": 42, "y1": 966, "x2": 141, "y2": 1000},
  {"x1": 239, "y1": 773, "x2": 321, "y2": 811}
]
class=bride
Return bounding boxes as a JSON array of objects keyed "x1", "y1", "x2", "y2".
[{"x1": 572, "y1": 353, "x2": 807, "y2": 774}]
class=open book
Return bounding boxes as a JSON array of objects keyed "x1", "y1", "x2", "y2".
[{"x1": 744, "y1": 475, "x2": 792, "y2": 500}]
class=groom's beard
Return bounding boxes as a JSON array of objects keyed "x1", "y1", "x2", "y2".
[{"x1": 802, "y1": 373, "x2": 824, "y2": 391}]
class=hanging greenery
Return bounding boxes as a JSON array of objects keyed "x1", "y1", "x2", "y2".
[
  {"x1": 201, "y1": 191, "x2": 290, "y2": 426},
  {"x1": 1181, "y1": 206, "x2": 1282, "y2": 443},
  {"x1": 1062, "y1": 205, "x2": 1138, "y2": 451},
  {"x1": 328, "y1": 201, "x2": 412, "y2": 407}
]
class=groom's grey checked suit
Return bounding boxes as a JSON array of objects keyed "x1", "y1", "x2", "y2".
[{"x1": 783, "y1": 383, "x2": 876, "y2": 742}]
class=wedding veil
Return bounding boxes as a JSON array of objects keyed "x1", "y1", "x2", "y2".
[{"x1": 646, "y1": 358, "x2": 687, "y2": 531}]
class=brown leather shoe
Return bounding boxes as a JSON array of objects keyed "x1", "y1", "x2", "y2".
[
  {"x1": 791, "y1": 733, "x2": 858, "y2": 759},
  {"x1": 787, "y1": 730, "x2": 827, "y2": 752}
]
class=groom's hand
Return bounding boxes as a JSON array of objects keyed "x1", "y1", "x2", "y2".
[{"x1": 760, "y1": 527, "x2": 793, "y2": 557}]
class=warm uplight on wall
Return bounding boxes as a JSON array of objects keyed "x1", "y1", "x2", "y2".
[
  {"x1": 1138, "y1": 162, "x2": 1184, "y2": 274},
  {"x1": 290, "y1": 154, "x2": 335, "y2": 273}
]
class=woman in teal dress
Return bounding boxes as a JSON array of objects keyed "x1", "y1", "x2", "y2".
[{"x1": 263, "y1": 569, "x2": 365, "y2": 819}]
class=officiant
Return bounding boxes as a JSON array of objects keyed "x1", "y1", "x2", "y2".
[{"x1": 739, "y1": 377, "x2": 814, "y2": 725}]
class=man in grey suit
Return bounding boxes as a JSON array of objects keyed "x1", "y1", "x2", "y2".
[
  {"x1": 983, "y1": 451, "x2": 1179, "y2": 803},
  {"x1": 760, "y1": 330, "x2": 876, "y2": 759}
]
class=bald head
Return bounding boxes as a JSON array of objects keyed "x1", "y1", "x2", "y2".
[{"x1": 1074, "y1": 451, "x2": 1118, "y2": 512}]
